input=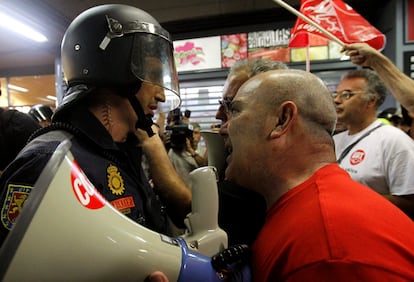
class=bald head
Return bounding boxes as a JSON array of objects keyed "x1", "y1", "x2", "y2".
[
  {"x1": 224, "y1": 69, "x2": 337, "y2": 203},
  {"x1": 236, "y1": 69, "x2": 337, "y2": 135}
]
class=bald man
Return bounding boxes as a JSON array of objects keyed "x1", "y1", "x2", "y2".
[{"x1": 221, "y1": 69, "x2": 414, "y2": 281}]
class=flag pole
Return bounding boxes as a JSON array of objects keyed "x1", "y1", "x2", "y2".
[
  {"x1": 272, "y1": 0, "x2": 345, "y2": 46},
  {"x1": 306, "y1": 46, "x2": 310, "y2": 72}
]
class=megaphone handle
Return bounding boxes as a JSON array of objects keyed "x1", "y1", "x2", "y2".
[{"x1": 187, "y1": 166, "x2": 219, "y2": 232}]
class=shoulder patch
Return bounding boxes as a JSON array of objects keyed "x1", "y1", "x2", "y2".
[
  {"x1": 1, "y1": 184, "x2": 33, "y2": 230},
  {"x1": 107, "y1": 164, "x2": 125, "y2": 195}
]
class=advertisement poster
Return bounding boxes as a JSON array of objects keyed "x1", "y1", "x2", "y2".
[
  {"x1": 247, "y1": 29, "x2": 291, "y2": 62},
  {"x1": 221, "y1": 33, "x2": 248, "y2": 68},
  {"x1": 290, "y1": 46, "x2": 329, "y2": 62},
  {"x1": 174, "y1": 36, "x2": 221, "y2": 72},
  {"x1": 328, "y1": 41, "x2": 343, "y2": 59}
]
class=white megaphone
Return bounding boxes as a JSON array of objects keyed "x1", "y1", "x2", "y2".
[{"x1": 0, "y1": 139, "x2": 227, "y2": 281}]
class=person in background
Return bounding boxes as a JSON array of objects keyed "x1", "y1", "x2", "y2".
[
  {"x1": 343, "y1": 42, "x2": 414, "y2": 113},
  {"x1": 164, "y1": 112, "x2": 202, "y2": 235},
  {"x1": 0, "y1": 4, "x2": 191, "y2": 246},
  {"x1": 333, "y1": 69, "x2": 414, "y2": 219},
  {"x1": 215, "y1": 58, "x2": 288, "y2": 246},
  {"x1": 222, "y1": 69, "x2": 414, "y2": 281},
  {"x1": 377, "y1": 107, "x2": 412, "y2": 132},
  {"x1": 28, "y1": 104, "x2": 54, "y2": 127},
  {"x1": 402, "y1": 105, "x2": 414, "y2": 139},
  {"x1": 0, "y1": 108, "x2": 40, "y2": 175},
  {"x1": 377, "y1": 107, "x2": 397, "y2": 125},
  {"x1": 344, "y1": 42, "x2": 414, "y2": 140},
  {"x1": 167, "y1": 120, "x2": 199, "y2": 188},
  {"x1": 188, "y1": 122, "x2": 208, "y2": 166}
]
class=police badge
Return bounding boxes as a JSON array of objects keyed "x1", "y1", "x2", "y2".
[
  {"x1": 107, "y1": 164, "x2": 125, "y2": 195},
  {"x1": 1, "y1": 184, "x2": 32, "y2": 230}
]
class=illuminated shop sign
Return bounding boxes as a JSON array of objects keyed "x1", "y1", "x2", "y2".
[{"x1": 173, "y1": 27, "x2": 344, "y2": 72}]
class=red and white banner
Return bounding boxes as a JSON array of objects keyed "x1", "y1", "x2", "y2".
[{"x1": 288, "y1": 0, "x2": 386, "y2": 50}]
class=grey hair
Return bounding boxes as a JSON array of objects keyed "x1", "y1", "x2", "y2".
[
  {"x1": 262, "y1": 70, "x2": 337, "y2": 135},
  {"x1": 229, "y1": 58, "x2": 288, "y2": 78},
  {"x1": 341, "y1": 69, "x2": 388, "y2": 108}
]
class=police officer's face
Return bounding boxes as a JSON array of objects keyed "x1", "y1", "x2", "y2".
[
  {"x1": 136, "y1": 81, "x2": 165, "y2": 118},
  {"x1": 135, "y1": 57, "x2": 166, "y2": 118}
]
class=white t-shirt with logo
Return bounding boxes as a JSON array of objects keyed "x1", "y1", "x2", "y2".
[{"x1": 333, "y1": 119, "x2": 414, "y2": 195}]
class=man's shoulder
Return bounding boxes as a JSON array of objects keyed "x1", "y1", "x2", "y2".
[
  {"x1": 373, "y1": 124, "x2": 414, "y2": 146},
  {"x1": 18, "y1": 131, "x2": 68, "y2": 156},
  {"x1": 1, "y1": 130, "x2": 72, "y2": 185},
  {"x1": 333, "y1": 130, "x2": 347, "y2": 140}
]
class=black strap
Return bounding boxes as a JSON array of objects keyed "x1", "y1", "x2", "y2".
[
  {"x1": 337, "y1": 123, "x2": 384, "y2": 164},
  {"x1": 127, "y1": 95, "x2": 155, "y2": 137}
]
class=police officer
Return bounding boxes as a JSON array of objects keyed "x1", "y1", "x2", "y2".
[{"x1": 0, "y1": 4, "x2": 191, "y2": 245}]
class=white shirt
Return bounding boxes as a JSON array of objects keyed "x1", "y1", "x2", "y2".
[{"x1": 333, "y1": 119, "x2": 414, "y2": 195}]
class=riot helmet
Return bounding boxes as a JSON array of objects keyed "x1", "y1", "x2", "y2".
[
  {"x1": 58, "y1": 4, "x2": 181, "y2": 119},
  {"x1": 29, "y1": 104, "x2": 53, "y2": 124}
]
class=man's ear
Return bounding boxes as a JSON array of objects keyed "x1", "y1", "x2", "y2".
[
  {"x1": 270, "y1": 101, "x2": 297, "y2": 139},
  {"x1": 367, "y1": 95, "x2": 378, "y2": 108}
]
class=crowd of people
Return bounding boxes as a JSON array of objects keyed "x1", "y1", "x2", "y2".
[{"x1": 1, "y1": 3, "x2": 414, "y2": 281}]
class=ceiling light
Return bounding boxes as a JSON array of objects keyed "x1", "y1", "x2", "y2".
[
  {"x1": 8, "y1": 84, "x2": 29, "y2": 92},
  {"x1": 46, "y1": 95, "x2": 57, "y2": 101},
  {"x1": 0, "y1": 12, "x2": 47, "y2": 42}
]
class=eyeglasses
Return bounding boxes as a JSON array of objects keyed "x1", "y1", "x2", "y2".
[
  {"x1": 332, "y1": 90, "x2": 364, "y2": 100},
  {"x1": 218, "y1": 99, "x2": 232, "y2": 113}
]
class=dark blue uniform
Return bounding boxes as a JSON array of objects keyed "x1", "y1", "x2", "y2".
[{"x1": 0, "y1": 108, "x2": 169, "y2": 246}]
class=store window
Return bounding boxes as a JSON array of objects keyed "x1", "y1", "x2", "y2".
[
  {"x1": 178, "y1": 78, "x2": 225, "y2": 130},
  {"x1": 0, "y1": 78, "x2": 7, "y2": 108}
]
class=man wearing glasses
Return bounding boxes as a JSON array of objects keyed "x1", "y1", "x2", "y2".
[
  {"x1": 215, "y1": 58, "x2": 287, "y2": 246},
  {"x1": 333, "y1": 69, "x2": 414, "y2": 219}
]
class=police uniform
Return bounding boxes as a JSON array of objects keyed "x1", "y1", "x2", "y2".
[{"x1": 0, "y1": 107, "x2": 169, "y2": 246}]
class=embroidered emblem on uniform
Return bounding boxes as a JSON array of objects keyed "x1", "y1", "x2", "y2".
[
  {"x1": 110, "y1": 196, "x2": 135, "y2": 215},
  {"x1": 1, "y1": 184, "x2": 33, "y2": 230},
  {"x1": 107, "y1": 164, "x2": 125, "y2": 195}
]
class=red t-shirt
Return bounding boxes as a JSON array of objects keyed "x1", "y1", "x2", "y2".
[{"x1": 252, "y1": 164, "x2": 414, "y2": 281}]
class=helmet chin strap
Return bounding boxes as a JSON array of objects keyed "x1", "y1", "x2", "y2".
[{"x1": 127, "y1": 95, "x2": 155, "y2": 137}]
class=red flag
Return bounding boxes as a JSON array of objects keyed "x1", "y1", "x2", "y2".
[{"x1": 288, "y1": 0, "x2": 386, "y2": 50}]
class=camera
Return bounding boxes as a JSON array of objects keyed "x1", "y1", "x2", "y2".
[{"x1": 166, "y1": 108, "x2": 193, "y2": 150}]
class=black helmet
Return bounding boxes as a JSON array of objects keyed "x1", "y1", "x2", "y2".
[
  {"x1": 59, "y1": 4, "x2": 180, "y2": 114},
  {"x1": 29, "y1": 104, "x2": 53, "y2": 123}
]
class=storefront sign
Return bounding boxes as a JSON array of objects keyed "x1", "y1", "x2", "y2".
[
  {"x1": 174, "y1": 36, "x2": 221, "y2": 72},
  {"x1": 221, "y1": 34, "x2": 248, "y2": 68},
  {"x1": 247, "y1": 29, "x2": 291, "y2": 62}
]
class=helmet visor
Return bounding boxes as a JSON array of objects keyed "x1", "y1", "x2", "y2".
[{"x1": 131, "y1": 32, "x2": 181, "y2": 112}]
